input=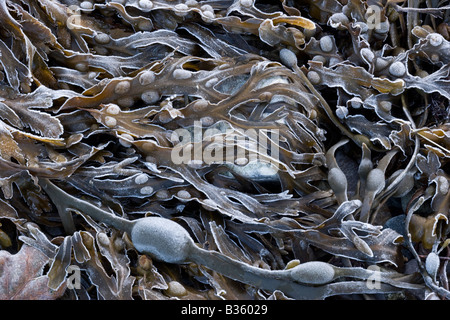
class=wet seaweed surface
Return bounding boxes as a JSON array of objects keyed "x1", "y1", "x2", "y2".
[{"x1": 0, "y1": 0, "x2": 449, "y2": 300}]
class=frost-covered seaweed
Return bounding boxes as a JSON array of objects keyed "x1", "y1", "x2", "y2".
[{"x1": 0, "y1": 0, "x2": 449, "y2": 300}]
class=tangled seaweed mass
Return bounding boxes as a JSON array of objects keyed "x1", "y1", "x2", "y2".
[{"x1": 0, "y1": 0, "x2": 449, "y2": 300}]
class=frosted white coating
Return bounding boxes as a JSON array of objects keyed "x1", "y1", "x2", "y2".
[
  {"x1": 392, "y1": 170, "x2": 414, "y2": 197},
  {"x1": 425, "y1": 252, "x2": 440, "y2": 280},
  {"x1": 336, "y1": 106, "x2": 349, "y2": 119},
  {"x1": 436, "y1": 175, "x2": 449, "y2": 194},
  {"x1": 106, "y1": 104, "x2": 121, "y2": 115},
  {"x1": 186, "y1": 0, "x2": 198, "y2": 6},
  {"x1": 173, "y1": 69, "x2": 193, "y2": 80},
  {"x1": 141, "y1": 90, "x2": 160, "y2": 104},
  {"x1": 279, "y1": 48, "x2": 297, "y2": 68},
  {"x1": 328, "y1": 167, "x2": 348, "y2": 193},
  {"x1": 307, "y1": 71, "x2": 321, "y2": 85},
  {"x1": 166, "y1": 281, "x2": 187, "y2": 297},
  {"x1": 114, "y1": 81, "x2": 131, "y2": 94},
  {"x1": 375, "y1": 57, "x2": 389, "y2": 71},
  {"x1": 200, "y1": 4, "x2": 213, "y2": 13},
  {"x1": 192, "y1": 99, "x2": 208, "y2": 112},
  {"x1": 104, "y1": 116, "x2": 117, "y2": 128},
  {"x1": 177, "y1": 190, "x2": 191, "y2": 199},
  {"x1": 135, "y1": 173, "x2": 149, "y2": 185},
  {"x1": 155, "y1": 189, "x2": 170, "y2": 199},
  {"x1": 175, "y1": 3, "x2": 189, "y2": 10},
  {"x1": 289, "y1": 261, "x2": 336, "y2": 285},
  {"x1": 119, "y1": 134, "x2": 133, "y2": 147},
  {"x1": 140, "y1": 186, "x2": 154, "y2": 195},
  {"x1": 131, "y1": 217, "x2": 195, "y2": 263},
  {"x1": 138, "y1": 0, "x2": 153, "y2": 10},
  {"x1": 138, "y1": 20, "x2": 153, "y2": 31},
  {"x1": 97, "y1": 232, "x2": 110, "y2": 246},
  {"x1": 202, "y1": 10, "x2": 214, "y2": 20},
  {"x1": 117, "y1": 96, "x2": 134, "y2": 108},
  {"x1": 374, "y1": 20, "x2": 390, "y2": 34},
  {"x1": 319, "y1": 36, "x2": 333, "y2": 53},
  {"x1": 80, "y1": 1, "x2": 93, "y2": 9},
  {"x1": 139, "y1": 70, "x2": 156, "y2": 85},
  {"x1": 360, "y1": 48, "x2": 374, "y2": 63},
  {"x1": 240, "y1": 0, "x2": 253, "y2": 8},
  {"x1": 328, "y1": 13, "x2": 349, "y2": 28},
  {"x1": 365, "y1": 168, "x2": 385, "y2": 192},
  {"x1": 234, "y1": 157, "x2": 249, "y2": 166},
  {"x1": 389, "y1": 61, "x2": 406, "y2": 77},
  {"x1": 94, "y1": 33, "x2": 110, "y2": 44},
  {"x1": 428, "y1": 33, "x2": 444, "y2": 47}
]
